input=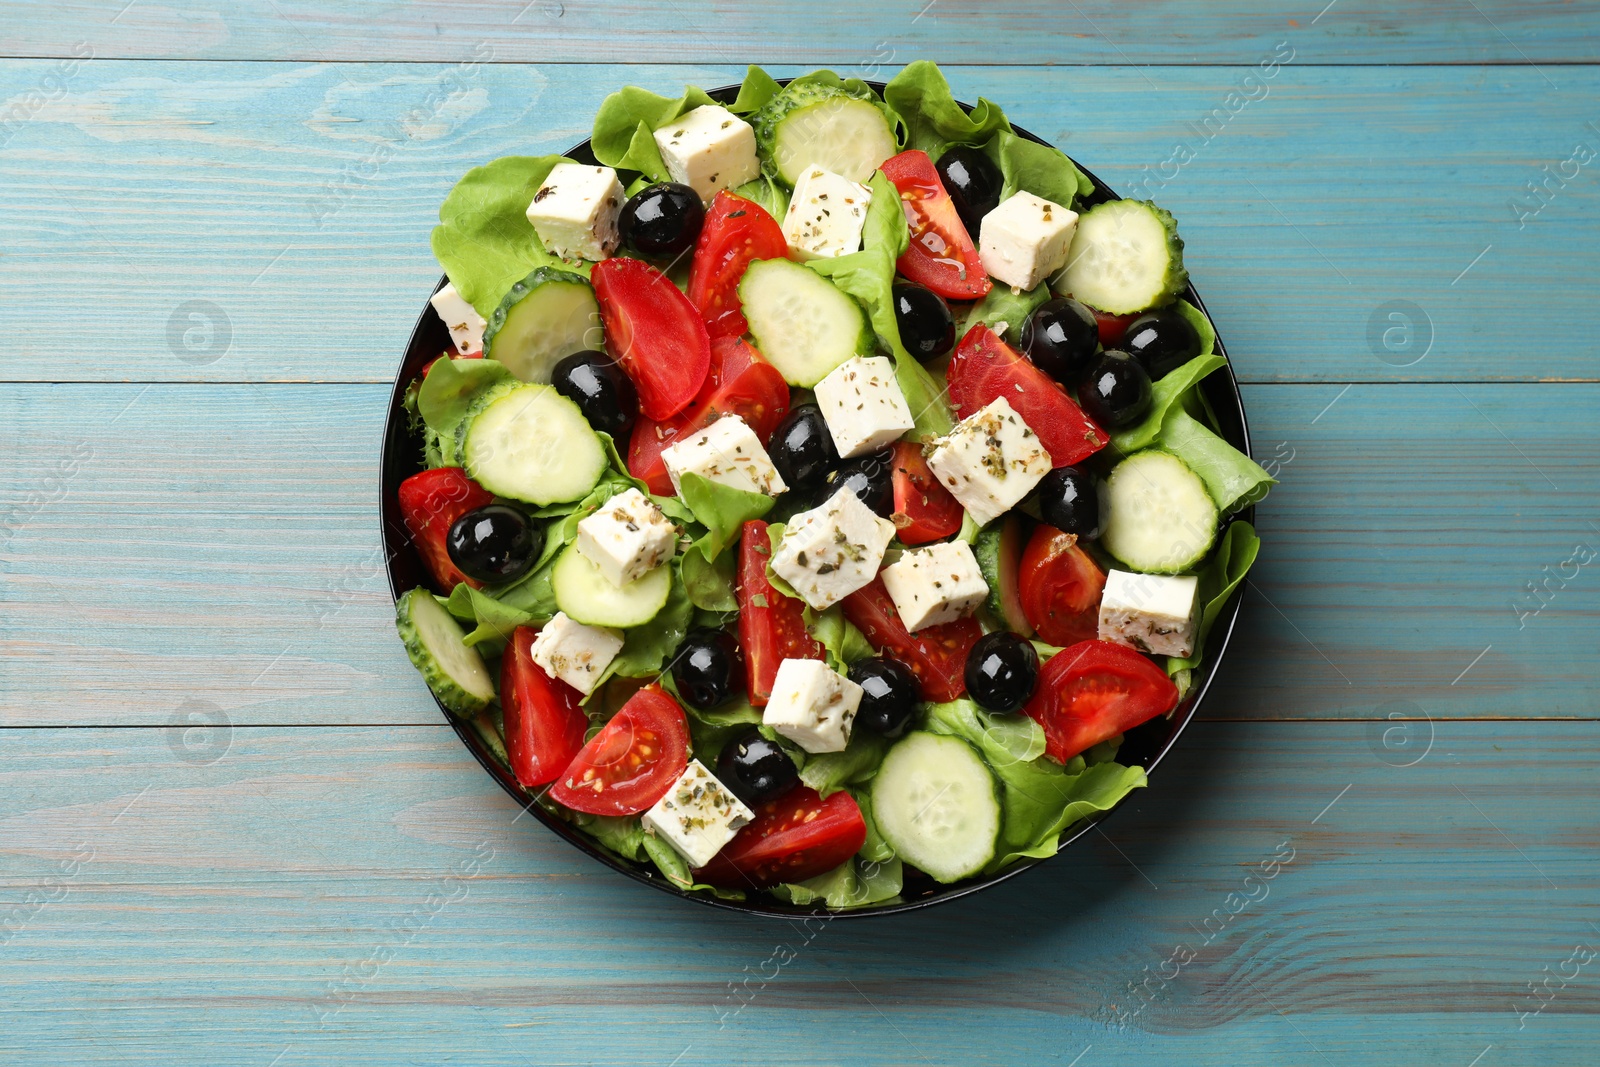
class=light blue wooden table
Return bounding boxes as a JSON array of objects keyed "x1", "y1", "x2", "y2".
[{"x1": 3, "y1": 3, "x2": 1598, "y2": 1064}]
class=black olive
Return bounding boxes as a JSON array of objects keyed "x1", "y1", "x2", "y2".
[
  {"x1": 935, "y1": 146, "x2": 1004, "y2": 237},
  {"x1": 618, "y1": 182, "x2": 705, "y2": 258},
  {"x1": 671, "y1": 628, "x2": 743, "y2": 711},
  {"x1": 893, "y1": 283, "x2": 956, "y2": 362},
  {"x1": 1035, "y1": 466, "x2": 1103, "y2": 540},
  {"x1": 768, "y1": 403, "x2": 840, "y2": 494},
  {"x1": 1077, "y1": 350, "x2": 1152, "y2": 429},
  {"x1": 446, "y1": 505, "x2": 541, "y2": 584},
  {"x1": 820, "y1": 449, "x2": 894, "y2": 518},
  {"x1": 715, "y1": 727, "x2": 799, "y2": 806},
  {"x1": 964, "y1": 632, "x2": 1039, "y2": 714},
  {"x1": 550, "y1": 350, "x2": 639, "y2": 438},
  {"x1": 848, "y1": 658, "x2": 920, "y2": 738},
  {"x1": 1123, "y1": 308, "x2": 1202, "y2": 381},
  {"x1": 1021, "y1": 297, "x2": 1100, "y2": 384}
]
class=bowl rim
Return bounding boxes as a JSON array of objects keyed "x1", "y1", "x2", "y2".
[{"x1": 380, "y1": 77, "x2": 1254, "y2": 919}]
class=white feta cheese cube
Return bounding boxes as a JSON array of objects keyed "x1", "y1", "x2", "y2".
[
  {"x1": 529, "y1": 612, "x2": 624, "y2": 696},
  {"x1": 1098, "y1": 569, "x2": 1201, "y2": 658},
  {"x1": 780, "y1": 165, "x2": 872, "y2": 260},
  {"x1": 525, "y1": 162, "x2": 624, "y2": 261},
  {"x1": 653, "y1": 105, "x2": 761, "y2": 205},
  {"x1": 429, "y1": 282, "x2": 486, "y2": 355},
  {"x1": 575, "y1": 487, "x2": 677, "y2": 588},
  {"x1": 879, "y1": 540, "x2": 989, "y2": 633},
  {"x1": 813, "y1": 355, "x2": 916, "y2": 458},
  {"x1": 925, "y1": 396, "x2": 1053, "y2": 528},
  {"x1": 762, "y1": 658, "x2": 863, "y2": 754},
  {"x1": 978, "y1": 190, "x2": 1079, "y2": 291},
  {"x1": 771, "y1": 486, "x2": 896, "y2": 611},
  {"x1": 641, "y1": 760, "x2": 754, "y2": 868},
  {"x1": 659, "y1": 414, "x2": 787, "y2": 498}
]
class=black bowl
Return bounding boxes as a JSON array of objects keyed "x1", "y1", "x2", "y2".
[{"x1": 381, "y1": 79, "x2": 1254, "y2": 918}]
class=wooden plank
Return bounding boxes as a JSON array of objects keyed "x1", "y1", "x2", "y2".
[
  {"x1": 4, "y1": 0, "x2": 1597, "y2": 65},
  {"x1": 3, "y1": 382, "x2": 1595, "y2": 727},
  {"x1": 0, "y1": 720, "x2": 1594, "y2": 1065},
  {"x1": 2, "y1": 61, "x2": 1598, "y2": 384}
]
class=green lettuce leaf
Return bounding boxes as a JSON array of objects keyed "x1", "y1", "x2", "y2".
[
  {"x1": 732, "y1": 173, "x2": 790, "y2": 219},
  {"x1": 1158, "y1": 409, "x2": 1275, "y2": 514},
  {"x1": 804, "y1": 604, "x2": 875, "y2": 672},
  {"x1": 1111, "y1": 353, "x2": 1226, "y2": 454},
  {"x1": 883, "y1": 60, "x2": 1011, "y2": 157},
  {"x1": 962, "y1": 280, "x2": 1050, "y2": 342},
  {"x1": 416, "y1": 356, "x2": 514, "y2": 460},
  {"x1": 640, "y1": 833, "x2": 746, "y2": 899},
  {"x1": 806, "y1": 170, "x2": 952, "y2": 438},
  {"x1": 799, "y1": 732, "x2": 892, "y2": 798},
  {"x1": 591, "y1": 85, "x2": 717, "y2": 181},
  {"x1": 680, "y1": 548, "x2": 737, "y2": 612},
  {"x1": 573, "y1": 813, "x2": 649, "y2": 861},
  {"x1": 447, "y1": 583, "x2": 536, "y2": 654},
  {"x1": 923, "y1": 699, "x2": 1148, "y2": 872},
  {"x1": 1165, "y1": 520, "x2": 1260, "y2": 674},
  {"x1": 984, "y1": 129, "x2": 1095, "y2": 208},
  {"x1": 771, "y1": 856, "x2": 903, "y2": 908},
  {"x1": 851, "y1": 788, "x2": 896, "y2": 864},
  {"x1": 678, "y1": 472, "x2": 774, "y2": 562},
  {"x1": 728, "y1": 64, "x2": 782, "y2": 114},
  {"x1": 430, "y1": 155, "x2": 582, "y2": 318}
]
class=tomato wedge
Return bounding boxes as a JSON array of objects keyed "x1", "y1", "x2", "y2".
[
  {"x1": 628, "y1": 336, "x2": 791, "y2": 495},
  {"x1": 888, "y1": 439, "x2": 963, "y2": 545},
  {"x1": 1018, "y1": 525, "x2": 1106, "y2": 646},
  {"x1": 1093, "y1": 308, "x2": 1141, "y2": 347},
  {"x1": 592, "y1": 256, "x2": 711, "y2": 421},
  {"x1": 737, "y1": 520, "x2": 825, "y2": 706},
  {"x1": 548, "y1": 685, "x2": 688, "y2": 816},
  {"x1": 880, "y1": 149, "x2": 991, "y2": 300},
  {"x1": 686, "y1": 191, "x2": 789, "y2": 339},
  {"x1": 841, "y1": 577, "x2": 982, "y2": 702},
  {"x1": 695, "y1": 787, "x2": 867, "y2": 889},
  {"x1": 396, "y1": 467, "x2": 494, "y2": 593},
  {"x1": 1024, "y1": 640, "x2": 1180, "y2": 763},
  {"x1": 500, "y1": 626, "x2": 589, "y2": 788},
  {"x1": 946, "y1": 323, "x2": 1108, "y2": 467}
]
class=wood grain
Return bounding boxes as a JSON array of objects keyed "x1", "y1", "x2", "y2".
[
  {"x1": 3, "y1": 382, "x2": 1594, "y2": 727},
  {"x1": 2, "y1": 62, "x2": 1598, "y2": 384},
  {"x1": 0, "y1": 721, "x2": 1594, "y2": 1065},
  {"x1": 3, "y1": 0, "x2": 1596, "y2": 65}
]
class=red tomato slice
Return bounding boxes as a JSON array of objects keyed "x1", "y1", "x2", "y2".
[
  {"x1": 880, "y1": 149, "x2": 991, "y2": 300},
  {"x1": 1024, "y1": 640, "x2": 1180, "y2": 763},
  {"x1": 627, "y1": 336, "x2": 791, "y2": 495},
  {"x1": 946, "y1": 323, "x2": 1109, "y2": 467},
  {"x1": 592, "y1": 257, "x2": 712, "y2": 421},
  {"x1": 1018, "y1": 525, "x2": 1106, "y2": 646},
  {"x1": 737, "y1": 520, "x2": 825, "y2": 706},
  {"x1": 695, "y1": 787, "x2": 867, "y2": 889},
  {"x1": 396, "y1": 467, "x2": 494, "y2": 593},
  {"x1": 501, "y1": 626, "x2": 589, "y2": 788},
  {"x1": 841, "y1": 577, "x2": 982, "y2": 703},
  {"x1": 1094, "y1": 308, "x2": 1141, "y2": 347},
  {"x1": 687, "y1": 191, "x2": 789, "y2": 339},
  {"x1": 889, "y1": 439, "x2": 963, "y2": 545},
  {"x1": 548, "y1": 685, "x2": 688, "y2": 816}
]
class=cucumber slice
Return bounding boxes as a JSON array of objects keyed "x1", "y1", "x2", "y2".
[
  {"x1": 738, "y1": 258, "x2": 873, "y2": 387},
  {"x1": 1101, "y1": 450, "x2": 1218, "y2": 574},
  {"x1": 1056, "y1": 200, "x2": 1188, "y2": 315},
  {"x1": 974, "y1": 514, "x2": 1033, "y2": 636},
  {"x1": 395, "y1": 588, "x2": 496, "y2": 715},
  {"x1": 482, "y1": 267, "x2": 602, "y2": 384},
  {"x1": 753, "y1": 82, "x2": 897, "y2": 185},
  {"x1": 871, "y1": 731, "x2": 999, "y2": 883},
  {"x1": 551, "y1": 545, "x2": 671, "y2": 628},
  {"x1": 460, "y1": 381, "x2": 606, "y2": 506}
]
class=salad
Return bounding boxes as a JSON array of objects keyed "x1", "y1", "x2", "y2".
[{"x1": 393, "y1": 61, "x2": 1272, "y2": 909}]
